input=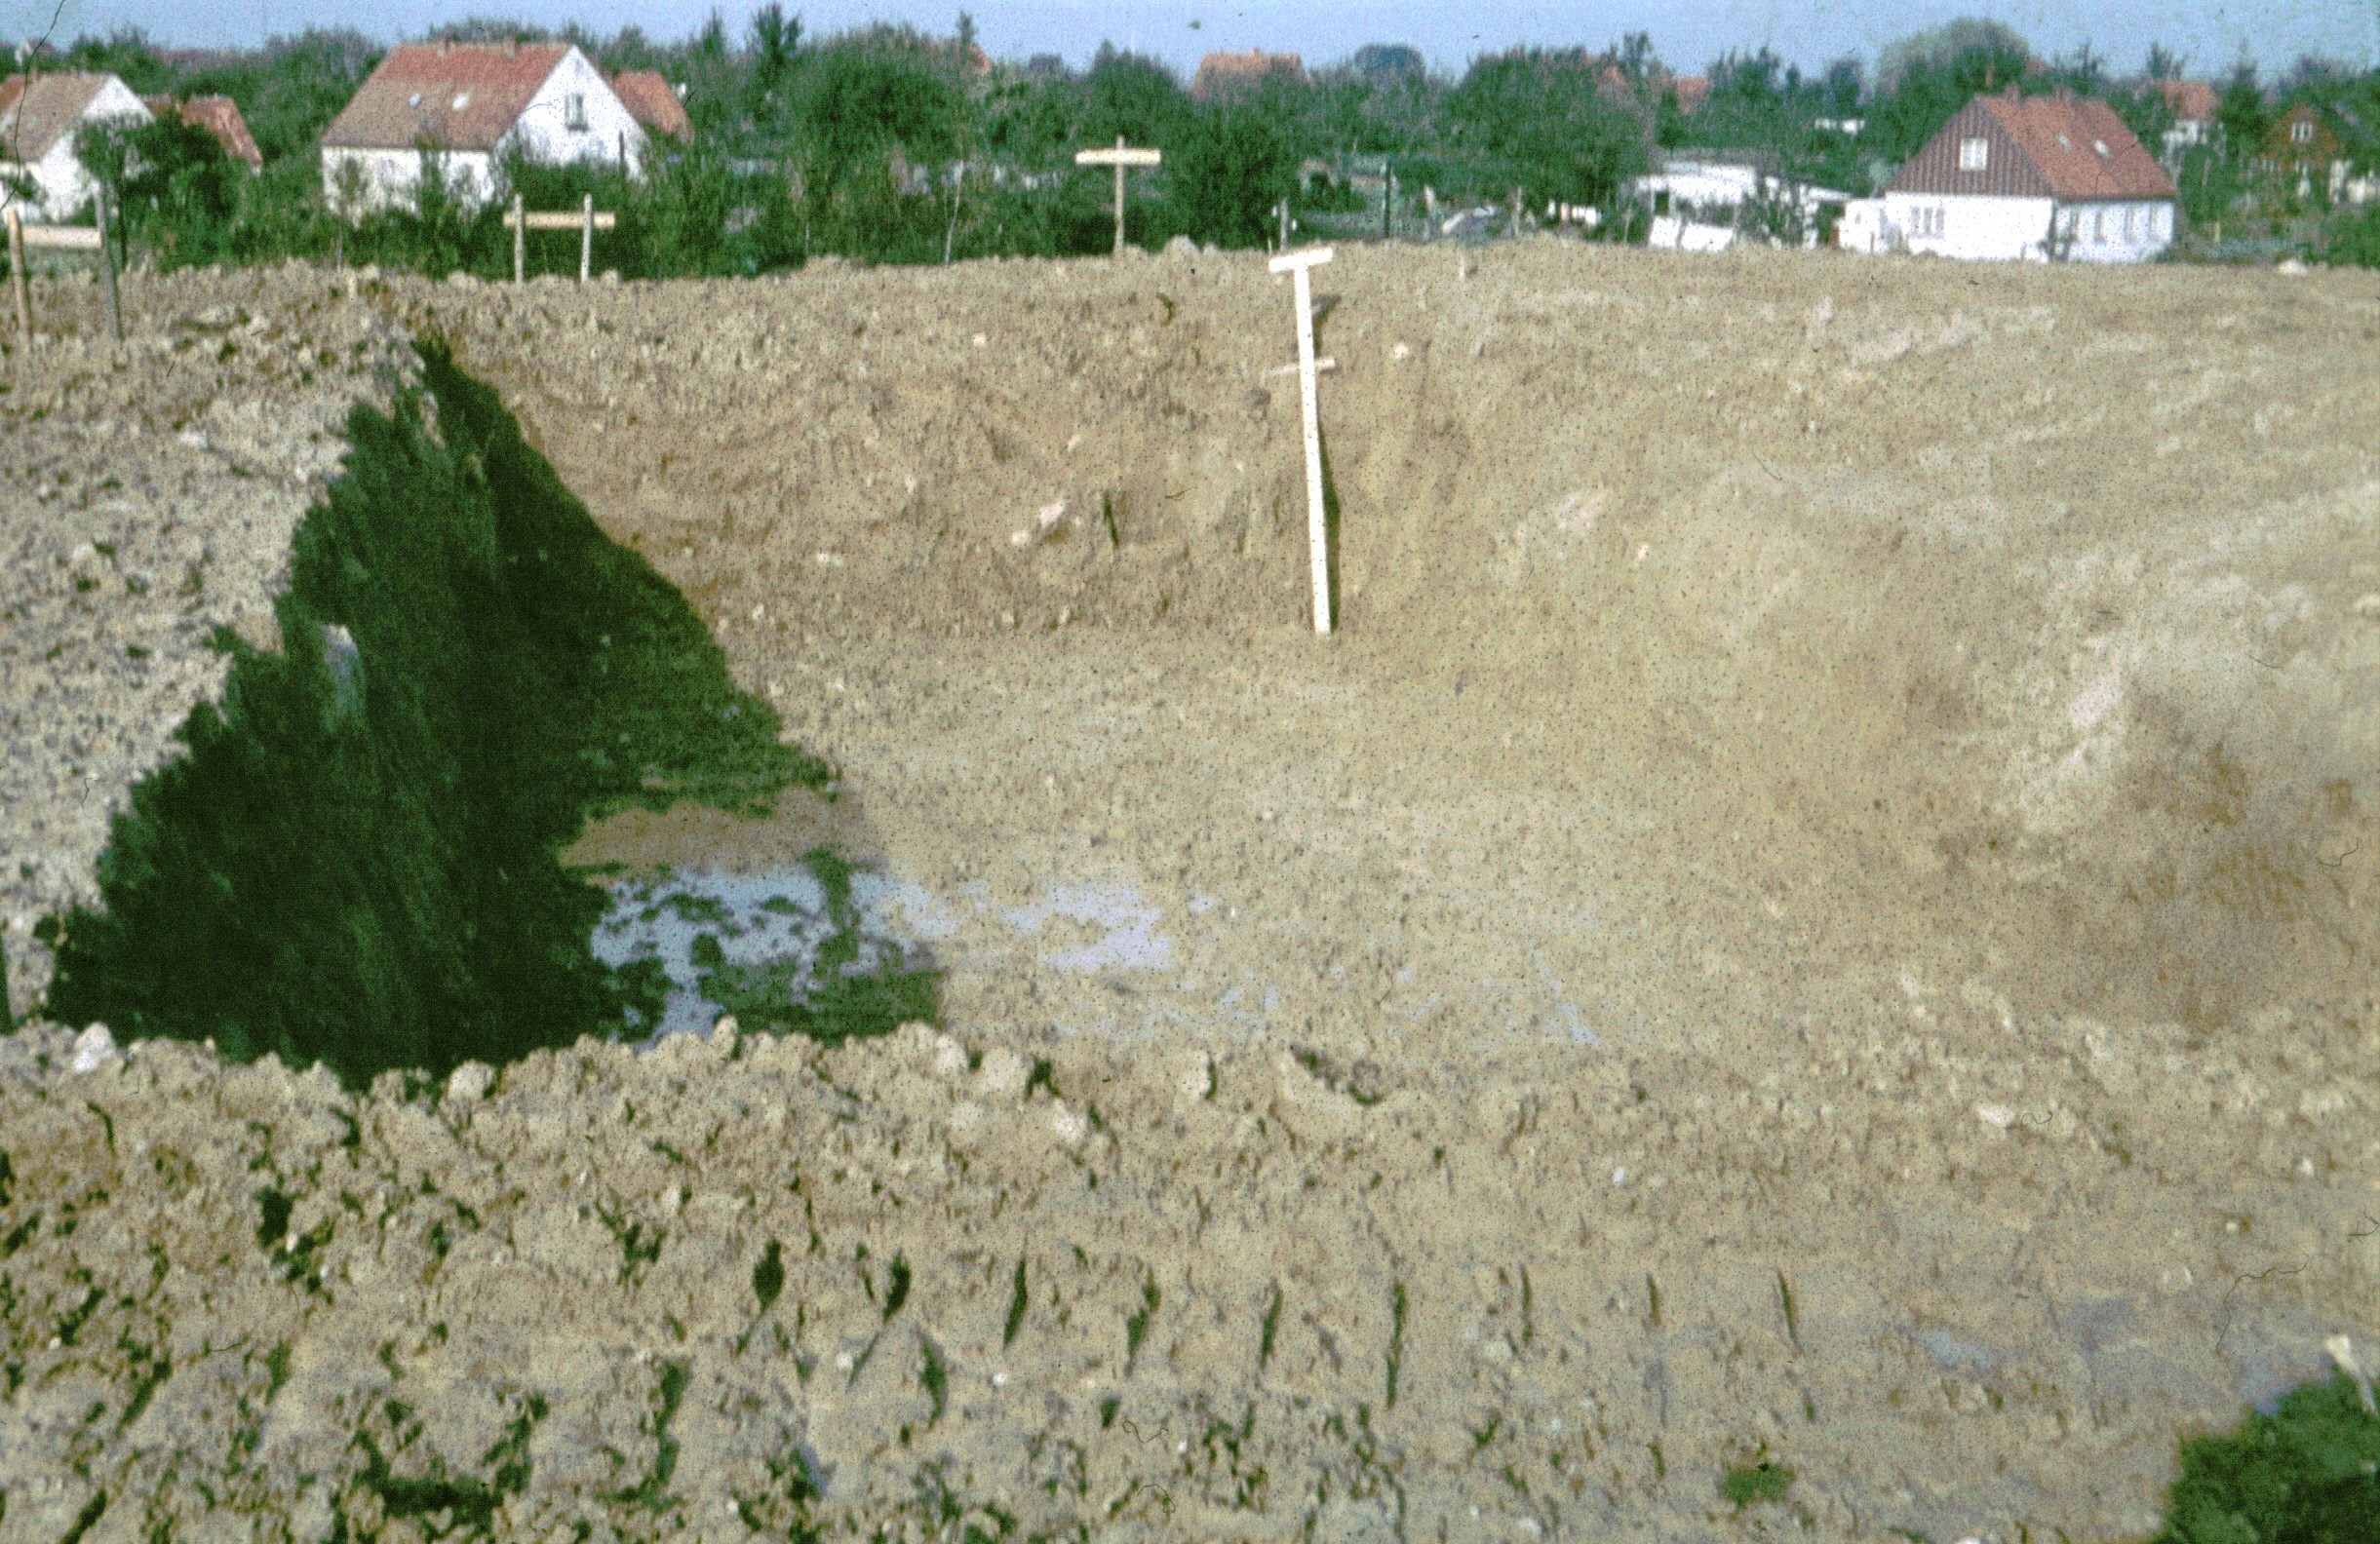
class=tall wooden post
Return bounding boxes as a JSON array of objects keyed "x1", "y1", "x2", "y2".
[
  {"x1": 1268, "y1": 246, "x2": 1336, "y2": 636},
  {"x1": 1074, "y1": 137, "x2": 1160, "y2": 256},
  {"x1": 95, "y1": 187, "x2": 122, "y2": 345},
  {"x1": 512, "y1": 193, "x2": 526, "y2": 283},
  {"x1": 580, "y1": 193, "x2": 594, "y2": 282},
  {"x1": 6, "y1": 208, "x2": 29, "y2": 354}
]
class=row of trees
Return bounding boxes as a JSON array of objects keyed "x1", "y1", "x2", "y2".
[{"x1": 14, "y1": 12, "x2": 2379, "y2": 276}]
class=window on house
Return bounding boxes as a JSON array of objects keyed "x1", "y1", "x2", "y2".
[
  {"x1": 565, "y1": 93, "x2": 588, "y2": 131},
  {"x1": 2123, "y1": 207, "x2": 2135, "y2": 241},
  {"x1": 2292, "y1": 119, "x2": 2313, "y2": 144},
  {"x1": 1959, "y1": 136, "x2": 1988, "y2": 171},
  {"x1": 2092, "y1": 209, "x2": 2105, "y2": 242}
]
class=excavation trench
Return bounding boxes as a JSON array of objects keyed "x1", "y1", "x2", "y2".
[
  {"x1": 33, "y1": 348, "x2": 925, "y2": 1087},
  {"x1": 1, "y1": 256, "x2": 2374, "y2": 1544}
]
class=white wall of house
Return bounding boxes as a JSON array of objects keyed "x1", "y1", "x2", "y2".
[
  {"x1": 1862, "y1": 192, "x2": 2175, "y2": 262},
  {"x1": 2051, "y1": 199, "x2": 2175, "y2": 262},
  {"x1": 1, "y1": 76, "x2": 150, "y2": 218},
  {"x1": 1883, "y1": 191, "x2": 2056, "y2": 260},
  {"x1": 1647, "y1": 214, "x2": 1737, "y2": 251},
  {"x1": 507, "y1": 48, "x2": 646, "y2": 178},
  {"x1": 322, "y1": 145, "x2": 499, "y2": 215}
]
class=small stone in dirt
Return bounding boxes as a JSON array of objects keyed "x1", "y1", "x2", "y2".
[
  {"x1": 70, "y1": 1022, "x2": 118, "y2": 1074},
  {"x1": 976, "y1": 1048, "x2": 1028, "y2": 1100},
  {"x1": 445, "y1": 1061, "x2": 493, "y2": 1103},
  {"x1": 933, "y1": 1034, "x2": 969, "y2": 1077}
]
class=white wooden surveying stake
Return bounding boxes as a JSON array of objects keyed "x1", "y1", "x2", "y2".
[
  {"x1": 1268, "y1": 245, "x2": 1335, "y2": 635},
  {"x1": 1075, "y1": 135, "x2": 1160, "y2": 255}
]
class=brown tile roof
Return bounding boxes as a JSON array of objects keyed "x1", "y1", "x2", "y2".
[
  {"x1": 320, "y1": 42, "x2": 570, "y2": 152},
  {"x1": 609, "y1": 70, "x2": 689, "y2": 138},
  {"x1": 1670, "y1": 75, "x2": 1710, "y2": 114},
  {"x1": 2153, "y1": 78, "x2": 2219, "y2": 122},
  {"x1": 144, "y1": 94, "x2": 264, "y2": 166},
  {"x1": 0, "y1": 72, "x2": 121, "y2": 163}
]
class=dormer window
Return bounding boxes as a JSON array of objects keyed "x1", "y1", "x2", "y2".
[
  {"x1": 565, "y1": 93, "x2": 588, "y2": 131},
  {"x1": 2292, "y1": 119, "x2": 2314, "y2": 144},
  {"x1": 408, "y1": 92, "x2": 423, "y2": 107},
  {"x1": 2092, "y1": 140, "x2": 2109, "y2": 157},
  {"x1": 1958, "y1": 136, "x2": 1989, "y2": 171},
  {"x1": 452, "y1": 93, "x2": 470, "y2": 110}
]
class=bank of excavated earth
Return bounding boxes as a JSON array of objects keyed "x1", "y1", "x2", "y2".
[{"x1": 2, "y1": 248, "x2": 2377, "y2": 1543}]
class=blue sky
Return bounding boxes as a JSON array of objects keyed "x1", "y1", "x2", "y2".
[{"x1": 16, "y1": 0, "x2": 2375, "y2": 78}]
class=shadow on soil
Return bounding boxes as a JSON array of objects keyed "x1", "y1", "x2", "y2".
[{"x1": 33, "y1": 344, "x2": 933, "y2": 1085}]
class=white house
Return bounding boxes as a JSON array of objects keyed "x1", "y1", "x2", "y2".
[
  {"x1": 0, "y1": 72, "x2": 152, "y2": 219},
  {"x1": 1863, "y1": 89, "x2": 2178, "y2": 262},
  {"x1": 319, "y1": 41, "x2": 646, "y2": 216},
  {"x1": 1627, "y1": 157, "x2": 1851, "y2": 251}
]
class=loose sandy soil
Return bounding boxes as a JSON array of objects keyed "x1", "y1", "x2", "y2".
[{"x1": 4, "y1": 247, "x2": 2379, "y2": 1542}]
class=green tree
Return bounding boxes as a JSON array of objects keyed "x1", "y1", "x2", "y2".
[
  {"x1": 1164, "y1": 102, "x2": 1298, "y2": 247},
  {"x1": 1862, "y1": 21, "x2": 2034, "y2": 168},
  {"x1": 746, "y1": 3, "x2": 801, "y2": 127},
  {"x1": 61, "y1": 27, "x2": 174, "y2": 94},
  {"x1": 789, "y1": 32, "x2": 965, "y2": 260},
  {"x1": 1444, "y1": 48, "x2": 1651, "y2": 210},
  {"x1": 178, "y1": 29, "x2": 381, "y2": 162}
]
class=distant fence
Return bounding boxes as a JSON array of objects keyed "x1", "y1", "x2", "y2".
[{"x1": 504, "y1": 195, "x2": 618, "y2": 284}]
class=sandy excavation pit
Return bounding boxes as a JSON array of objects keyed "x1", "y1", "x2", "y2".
[{"x1": 2, "y1": 248, "x2": 2378, "y2": 1541}]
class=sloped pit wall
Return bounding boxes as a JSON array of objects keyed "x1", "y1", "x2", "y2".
[{"x1": 32, "y1": 348, "x2": 827, "y2": 1086}]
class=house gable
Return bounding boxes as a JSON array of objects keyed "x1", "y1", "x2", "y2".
[
  {"x1": 1885, "y1": 98, "x2": 2053, "y2": 198},
  {"x1": 1889, "y1": 92, "x2": 2173, "y2": 204},
  {"x1": 1, "y1": 72, "x2": 146, "y2": 164}
]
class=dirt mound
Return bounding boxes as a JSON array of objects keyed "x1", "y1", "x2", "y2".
[{"x1": 1, "y1": 1008, "x2": 2371, "y2": 1541}]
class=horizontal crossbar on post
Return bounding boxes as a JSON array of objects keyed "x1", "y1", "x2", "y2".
[
  {"x1": 19, "y1": 224, "x2": 102, "y2": 251},
  {"x1": 1074, "y1": 147, "x2": 1161, "y2": 167},
  {"x1": 505, "y1": 210, "x2": 617, "y2": 232}
]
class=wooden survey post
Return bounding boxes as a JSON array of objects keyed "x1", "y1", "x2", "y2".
[
  {"x1": 1268, "y1": 245, "x2": 1335, "y2": 636},
  {"x1": 95, "y1": 188, "x2": 122, "y2": 344},
  {"x1": 1075, "y1": 136, "x2": 1160, "y2": 256},
  {"x1": 504, "y1": 199, "x2": 618, "y2": 283},
  {"x1": 6, "y1": 208, "x2": 29, "y2": 353}
]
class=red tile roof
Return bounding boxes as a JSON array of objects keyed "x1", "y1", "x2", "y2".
[
  {"x1": 1890, "y1": 92, "x2": 2175, "y2": 202},
  {"x1": 320, "y1": 42, "x2": 570, "y2": 152},
  {"x1": 1670, "y1": 75, "x2": 1710, "y2": 114},
  {"x1": 0, "y1": 72, "x2": 123, "y2": 162},
  {"x1": 609, "y1": 70, "x2": 688, "y2": 138},
  {"x1": 1982, "y1": 93, "x2": 2174, "y2": 199},
  {"x1": 2153, "y1": 78, "x2": 2219, "y2": 123},
  {"x1": 144, "y1": 94, "x2": 264, "y2": 166}
]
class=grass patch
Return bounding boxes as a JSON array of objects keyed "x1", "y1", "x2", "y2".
[
  {"x1": 1722, "y1": 1457, "x2": 1794, "y2": 1509},
  {"x1": 2151, "y1": 1373, "x2": 2380, "y2": 1544}
]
